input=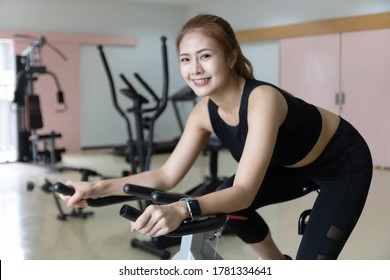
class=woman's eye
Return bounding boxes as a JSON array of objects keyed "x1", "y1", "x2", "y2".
[
  {"x1": 201, "y1": 54, "x2": 211, "y2": 60},
  {"x1": 180, "y1": 57, "x2": 189, "y2": 63}
]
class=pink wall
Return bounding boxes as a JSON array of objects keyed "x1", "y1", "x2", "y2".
[
  {"x1": 0, "y1": 31, "x2": 137, "y2": 153},
  {"x1": 280, "y1": 29, "x2": 390, "y2": 166},
  {"x1": 340, "y1": 29, "x2": 390, "y2": 167}
]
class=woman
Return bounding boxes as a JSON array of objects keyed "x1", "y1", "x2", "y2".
[{"x1": 61, "y1": 14, "x2": 372, "y2": 260}]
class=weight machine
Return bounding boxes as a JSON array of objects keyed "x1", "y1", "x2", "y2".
[{"x1": 13, "y1": 35, "x2": 67, "y2": 165}]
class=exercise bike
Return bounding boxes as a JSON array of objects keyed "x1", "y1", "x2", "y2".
[{"x1": 51, "y1": 181, "x2": 318, "y2": 260}]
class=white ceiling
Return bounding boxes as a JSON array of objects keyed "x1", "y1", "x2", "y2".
[{"x1": 120, "y1": 0, "x2": 207, "y2": 5}]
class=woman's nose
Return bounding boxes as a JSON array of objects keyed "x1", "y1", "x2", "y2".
[{"x1": 191, "y1": 60, "x2": 202, "y2": 75}]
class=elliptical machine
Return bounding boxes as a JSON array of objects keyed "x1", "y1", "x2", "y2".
[
  {"x1": 97, "y1": 36, "x2": 170, "y2": 175},
  {"x1": 98, "y1": 37, "x2": 178, "y2": 258}
]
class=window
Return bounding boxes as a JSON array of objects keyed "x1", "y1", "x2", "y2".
[{"x1": 0, "y1": 39, "x2": 17, "y2": 163}]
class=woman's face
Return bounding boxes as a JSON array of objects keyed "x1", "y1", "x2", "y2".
[{"x1": 178, "y1": 31, "x2": 232, "y2": 98}]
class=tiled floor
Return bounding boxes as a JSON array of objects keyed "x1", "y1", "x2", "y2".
[{"x1": 0, "y1": 149, "x2": 389, "y2": 260}]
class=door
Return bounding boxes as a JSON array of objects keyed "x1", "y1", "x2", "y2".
[
  {"x1": 280, "y1": 33, "x2": 340, "y2": 114},
  {"x1": 280, "y1": 29, "x2": 390, "y2": 166},
  {"x1": 341, "y1": 29, "x2": 390, "y2": 167}
]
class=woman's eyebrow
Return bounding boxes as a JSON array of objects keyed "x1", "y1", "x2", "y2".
[{"x1": 179, "y1": 48, "x2": 213, "y2": 57}]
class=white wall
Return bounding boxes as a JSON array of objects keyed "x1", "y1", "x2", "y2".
[{"x1": 1, "y1": 0, "x2": 389, "y2": 148}]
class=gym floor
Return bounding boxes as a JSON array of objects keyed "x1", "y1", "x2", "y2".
[{"x1": 0, "y1": 148, "x2": 389, "y2": 260}]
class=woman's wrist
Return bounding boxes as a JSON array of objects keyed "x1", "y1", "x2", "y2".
[
  {"x1": 90, "y1": 180, "x2": 107, "y2": 197},
  {"x1": 177, "y1": 200, "x2": 190, "y2": 221},
  {"x1": 180, "y1": 197, "x2": 202, "y2": 222}
]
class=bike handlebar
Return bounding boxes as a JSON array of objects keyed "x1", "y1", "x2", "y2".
[
  {"x1": 121, "y1": 184, "x2": 228, "y2": 237},
  {"x1": 51, "y1": 182, "x2": 228, "y2": 238},
  {"x1": 50, "y1": 182, "x2": 135, "y2": 207},
  {"x1": 120, "y1": 204, "x2": 227, "y2": 238}
]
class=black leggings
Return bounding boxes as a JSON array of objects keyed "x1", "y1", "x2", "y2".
[{"x1": 219, "y1": 118, "x2": 372, "y2": 260}]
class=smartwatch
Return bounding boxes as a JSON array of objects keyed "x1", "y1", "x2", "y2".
[{"x1": 180, "y1": 197, "x2": 202, "y2": 222}]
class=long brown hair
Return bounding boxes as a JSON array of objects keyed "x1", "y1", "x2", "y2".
[{"x1": 176, "y1": 14, "x2": 254, "y2": 80}]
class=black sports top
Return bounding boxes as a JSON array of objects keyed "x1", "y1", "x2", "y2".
[{"x1": 208, "y1": 79, "x2": 322, "y2": 167}]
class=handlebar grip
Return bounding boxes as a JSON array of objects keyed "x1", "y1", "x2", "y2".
[
  {"x1": 123, "y1": 184, "x2": 156, "y2": 199},
  {"x1": 51, "y1": 182, "x2": 135, "y2": 207},
  {"x1": 151, "y1": 191, "x2": 187, "y2": 204},
  {"x1": 120, "y1": 204, "x2": 142, "y2": 221},
  {"x1": 119, "y1": 203, "x2": 228, "y2": 238},
  {"x1": 51, "y1": 182, "x2": 75, "y2": 195}
]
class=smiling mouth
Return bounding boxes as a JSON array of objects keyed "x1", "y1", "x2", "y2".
[{"x1": 192, "y1": 78, "x2": 210, "y2": 86}]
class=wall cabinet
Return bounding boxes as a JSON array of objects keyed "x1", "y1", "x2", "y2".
[{"x1": 280, "y1": 28, "x2": 390, "y2": 166}]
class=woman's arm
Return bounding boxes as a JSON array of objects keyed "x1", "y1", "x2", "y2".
[{"x1": 63, "y1": 99, "x2": 212, "y2": 208}]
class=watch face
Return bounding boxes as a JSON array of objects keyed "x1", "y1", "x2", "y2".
[{"x1": 188, "y1": 199, "x2": 202, "y2": 217}]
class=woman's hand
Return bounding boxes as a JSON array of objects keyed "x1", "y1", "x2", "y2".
[
  {"x1": 131, "y1": 201, "x2": 188, "y2": 237},
  {"x1": 59, "y1": 180, "x2": 97, "y2": 208}
]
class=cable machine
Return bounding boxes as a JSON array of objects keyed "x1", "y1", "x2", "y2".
[{"x1": 13, "y1": 35, "x2": 67, "y2": 165}]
